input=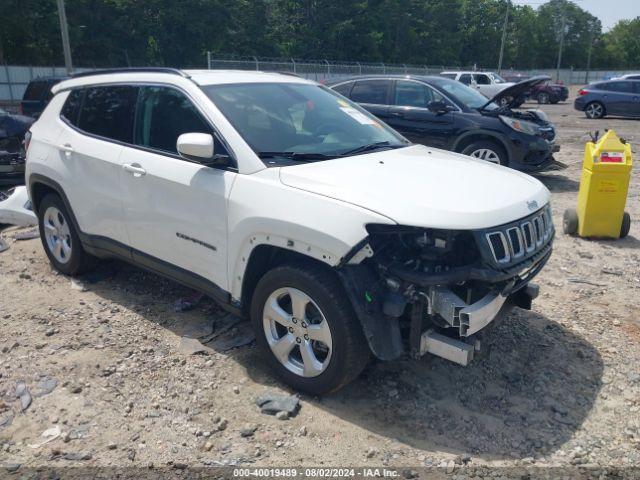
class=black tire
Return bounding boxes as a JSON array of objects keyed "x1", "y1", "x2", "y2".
[
  {"x1": 550, "y1": 99, "x2": 560, "y2": 104},
  {"x1": 620, "y1": 212, "x2": 631, "y2": 238},
  {"x1": 563, "y1": 209, "x2": 579, "y2": 235},
  {"x1": 537, "y1": 92, "x2": 550, "y2": 104},
  {"x1": 461, "y1": 140, "x2": 508, "y2": 167},
  {"x1": 250, "y1": 263, "x2": 370, "y2": 395},
  {"x1": 585, "y1": 101, "x2": 606, "y2": 119},
  {"x1": 37, "y1": 193, "x2": 96, "y2": 276}
]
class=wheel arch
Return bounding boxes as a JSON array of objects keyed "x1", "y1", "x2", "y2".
[{"x1": 453, "y1": 131, "x2": 511, "y2": 158}]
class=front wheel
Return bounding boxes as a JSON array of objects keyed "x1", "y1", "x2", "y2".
[
  {"x1": 250, "y1": 263, "x2": 370, "y2": 395},
  {"x1": 462, "y1": 141, "x2": 508, "y2": 166},
  {"x1": 537, "y1": 92, "x2": 550, "y2": 104}
]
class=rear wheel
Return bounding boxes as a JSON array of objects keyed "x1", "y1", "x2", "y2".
[
  {"x1": 620, "y1": 212, "x2": 631, "y2": 238},
  {"x1": 250, "y1": 263, "x2": 370, "y2": 395},
  {"x1": 462, "y1": 141, "x2": 508, "y2": 166},
  {"x1": 563, "y1": 209, "x2": 579, "y2": 235},
  {"x1": 585, "y1": 101, "x2": 605, "y2": 119},
  {"x1": 37, "y1": 193, "x2": 96, "y2": 275},
  {"x1": 537, "y1": 92, "x2": 550, "y2": 104}
]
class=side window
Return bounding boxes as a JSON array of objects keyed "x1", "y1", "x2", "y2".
[
  {"x1": 475, "y1": 74, "x2": 491, "y2": 85},
  {"x1": 350, "y1": 80, "x2": 390, "y2": 105},
  {"x1": 394, "y1": 81, "x2": 431, "y2": 108},
  {"x1": 332, "y1": 82, "x2": 354, "y2": 97},
  {"x1": 135, "y1": 86, "x2": 227, "y2": 156},
  {"x1": 78, "y1": 86, "x2": 138, "y2": 143},
  {"x1": 440, "y1": 73, "x2": 456, "y2": 79},
  {"x1": 603, "y1": 81, "x2": 633, "y2": 93},
  {"x1": 61, "y1": 89, "x2": 83, "y2": 126},
  {"x1": 459, "y1": 74, "x2": 472, "y2": 85}
]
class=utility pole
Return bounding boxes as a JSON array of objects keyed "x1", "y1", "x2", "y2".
[
  {"x1": 497, "y1": 2, "x2": 509, "y2": 74},
  {"x1": 56, "y1": 0, "x2": 73, "y2": 75},
  {"x1": 555, "y1": 5, "x2": 566, "y2": 83},
  {"x1": 585, "y1": 30, "x2": 594, "y2": 83}
]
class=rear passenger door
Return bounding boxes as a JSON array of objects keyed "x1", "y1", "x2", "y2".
[
  {"x1": 118, "y1": 85, "x2": 235, "y2": 292},
  {"x1": 386, "y1": 80, "x2": 455, "y2": 149},
  {"x1": 56, "y1": 85, "x2": 137, "y2": 247},
  {"x1": 348, "y1": 80, "x2": 393, "y2": 121}
]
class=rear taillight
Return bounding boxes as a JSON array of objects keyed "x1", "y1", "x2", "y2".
[
  {"x1": 23, "y1": 131, "x2": 32, "y2": 154},
  {"x1": 578, "y1": 89, "x2": 589, "y2": 96}
]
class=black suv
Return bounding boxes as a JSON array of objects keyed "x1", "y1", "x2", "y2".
[
  {"x1": 327, "y1": 75, "x2": 564, "y2": 173},
  {"x1": 21, "y1": 76, "x2": 68, "y2": 118}
]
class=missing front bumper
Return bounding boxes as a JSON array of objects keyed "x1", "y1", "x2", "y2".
[{"x1": 414, "y1": 283, "x2": 539, "y2": 364}]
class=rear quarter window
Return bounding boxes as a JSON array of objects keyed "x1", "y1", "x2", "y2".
[
  {"x1": 61, "y1": 90, "x2": 83, "y2": 126},
  {"x1": 331, "y1": 82, "x2": 354, "y2": 97}
]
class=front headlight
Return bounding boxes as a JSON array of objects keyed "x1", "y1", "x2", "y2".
[{"x1": 499, "y1": 115, "x2": 541, "y2": 136}]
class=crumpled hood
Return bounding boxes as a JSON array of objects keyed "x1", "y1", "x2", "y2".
[{"x1": 279, "y1": 145, "x2": 550, "y2": 230}]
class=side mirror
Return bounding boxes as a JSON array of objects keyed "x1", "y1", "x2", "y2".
[
  {"x1": 177, "y1": 132, "x2": 230, "y2": 167},
  {"x1": 427, "y1": 101, "x2": 454, "y2": 115}
]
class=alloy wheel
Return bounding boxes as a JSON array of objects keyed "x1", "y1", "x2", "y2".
[
  {"x1": 469, "y1": 148, "x2": 501, "y2": 165},
  {"x1": 586, "y1": 103, "x2": 603, "y2": 119},
  {"x1": 262, "y1": 287, "x2": 333, "y2": 378},
  {"x1": 43, "y1": 206, "x2": 72, "y2": 264}
]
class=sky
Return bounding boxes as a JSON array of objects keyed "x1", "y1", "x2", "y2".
[{"x1": 512, "y1": 0, "x2": 640, "y2": 30}]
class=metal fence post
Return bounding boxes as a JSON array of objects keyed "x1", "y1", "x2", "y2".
[
  {"x1": 382, "y1": 63, "x2": 386, "y2": 74},
  {"x1": 324, "y1": 60, "x2": 330, "y2": 77},
  {"x1": 254, "y1": 56, "x2": 259, "y2": 71},
  {"x1": 207, "y1": 51, "x2": 211, "y2": 70},
  {"x1": 291, "y1": 58, "x2": 296, "y2": 73},
  {"x1": 357, "y1": 62, "x2": 362, "y2": 75}
]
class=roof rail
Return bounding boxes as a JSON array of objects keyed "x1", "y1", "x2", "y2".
[{"x1": 71, "y1": 67, "x2": 190, "y2": 79}]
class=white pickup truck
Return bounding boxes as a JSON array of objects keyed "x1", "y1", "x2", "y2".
[{"x1": 26, "y1": 68, "x2": 554, "y2": 394}]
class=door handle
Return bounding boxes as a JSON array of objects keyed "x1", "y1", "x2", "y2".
[
  {"x1": 123, "y1": 163, "x2": 147, "y2": 176},
  {"x1": 57, "y1": 143, "x2": 74, "y2": 155}
]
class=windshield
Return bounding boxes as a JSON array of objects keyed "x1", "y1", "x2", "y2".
[
  {"x1": 202, "y1": 83, "x2": 407, "y2": 165},
  {"x1": 492, "y1": 73, "x2": 506, "y2": 84},
  {"x1": 429, "y1": 78, "x2": 498, "y2": 111}
]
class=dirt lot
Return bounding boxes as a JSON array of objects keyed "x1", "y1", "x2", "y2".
[{"x1": 1, "y1": 87, "x2": 640, "y2": 476}]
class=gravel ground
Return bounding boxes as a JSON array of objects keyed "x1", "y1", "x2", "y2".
[{"x1": 1, "y1": 88, "x2": 640, "y2": 477}]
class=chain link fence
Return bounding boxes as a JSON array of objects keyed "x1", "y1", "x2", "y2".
[
  {"x1": 2, "y1": 56, "x2": 638, "y2": 104},
  {"x1": 207, "y1": 55, "x2": 639, "y2": 86}
]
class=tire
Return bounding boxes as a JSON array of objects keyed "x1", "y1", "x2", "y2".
[
  {"x1": 250, "y1": 263, "x2": 370, "y2": 395},
  {"x1": 585, "y1": 101, "x2": 605, "y2": 119},
  {"x1": 620, "y1": 212, "x2": 631, "y2": 238},
  {"x1": 563, "y1": 209, "x2": 579, "y2": 235},
  {"x1": 550, "y1": 99, "x2": 560, "y2": 104},
  {"x1": 461, "y1": 140, "x2": 508, "y2": 166},
  {"x1": 37, "y1": 193, "x2": 96, "y2": 276},
  {"x1": 537, "y1": 92, "x2": 550, "y2": 104}
]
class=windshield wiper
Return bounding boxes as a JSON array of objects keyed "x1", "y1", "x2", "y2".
[
  {"x1": 257, "y1": 151, "x2": 338, "y2": 161},
  {"x1": 339, "y1": 141, "x2": 402, "y2": 156}
]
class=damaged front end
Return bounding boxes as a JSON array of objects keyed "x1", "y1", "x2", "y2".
[{"x1": 338, "y1": 205, "x2": 554, "y2": 365}]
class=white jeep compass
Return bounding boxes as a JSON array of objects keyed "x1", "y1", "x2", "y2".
[{"x1": 25, "y1": 68, "x2": 554, "y2": 394}]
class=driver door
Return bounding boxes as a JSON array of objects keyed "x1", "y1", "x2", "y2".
[
  {"x1": 118, "y1": 85, "x2": 236, "y2": 291},
  {"x1": 385, "y1": 80, "x2": 455, "y2": 149}
]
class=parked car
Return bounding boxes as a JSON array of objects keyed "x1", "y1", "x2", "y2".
[
  {"x1": 530, "y1": 81, "x2": 569, "y2": 104},
  {"x1": 0, "y1": 107, "x2": 34, "y2": 185},
  {"x1": 21, "y1": 76, "x2": 68, "y2": 118},
  {"x1": 328, "y1": 75, "x2": 563, "y2": 172},
  {"x1": 574, "y1": 80, "x2": 640, "y2": 119},
  {"x1": 613, "y1": 73, "x2": 640, "y2": 80},
  {"x1": 27, "y1": 68, "x2": 553, "y2": 394},
  {"x1": 0, "y1": 186, "x2": 36, "y2": 227},
  {"x1": 440, "y1": 71, "x2": 515, "y2": 100}
]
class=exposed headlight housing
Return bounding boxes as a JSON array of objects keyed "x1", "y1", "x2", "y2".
[{"x1": 499, "y1": 115, "x2": 541, "y2": 136}]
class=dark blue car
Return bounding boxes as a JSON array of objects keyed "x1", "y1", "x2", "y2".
[{"x1": 574, "y1": 80, "x2": 640, "y2": 119}]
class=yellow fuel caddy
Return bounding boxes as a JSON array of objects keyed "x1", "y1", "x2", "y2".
[{"x1": 563, "y1": 130, "x2": 632, "y2": 239}]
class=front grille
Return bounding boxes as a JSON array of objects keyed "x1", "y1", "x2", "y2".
[{"x1": 480, "y1": 205, "x2": 553, "y2": 267}]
